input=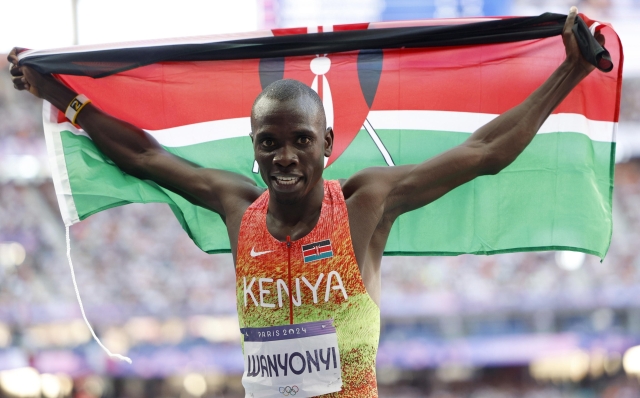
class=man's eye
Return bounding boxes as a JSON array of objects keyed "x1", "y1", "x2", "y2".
[
  {"x1": 298, "y1": 137, "x2": 311, "y2": 144},
  {"x1": 261, "y1": 139, "x2": 274, "y2": 147}
]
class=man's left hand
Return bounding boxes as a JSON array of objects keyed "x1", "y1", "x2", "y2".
[{"x1": 563, "y1": 6, "x2": 606, "y2": 74}]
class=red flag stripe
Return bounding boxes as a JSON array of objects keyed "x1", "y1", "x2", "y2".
[
  {"x1": 57, "y1": 29, "x2": 620, "y2": 135},
  {"x1": 303, "y1": 246, "x2": 333, "y2": 257}
]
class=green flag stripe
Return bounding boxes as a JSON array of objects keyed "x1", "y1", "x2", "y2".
[{"x1": 55, "y1": 124, "x2": 613, "y2": 258}]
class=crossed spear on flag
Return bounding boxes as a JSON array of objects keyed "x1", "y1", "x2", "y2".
[{"x1": 252, "y1": 50, "x2": 394, "y2": 174}]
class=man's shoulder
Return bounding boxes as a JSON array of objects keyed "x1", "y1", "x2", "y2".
[
  {"x1": 339, "y1": 166, "x2": 404, "y2": 201},
  {"x1": 229, "y1": 185, "x2": 266, "y2": 214}
]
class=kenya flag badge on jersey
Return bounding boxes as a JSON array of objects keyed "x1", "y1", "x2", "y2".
[{"x1": 302, "y1": 240, "x2": 334, "y2": 263}]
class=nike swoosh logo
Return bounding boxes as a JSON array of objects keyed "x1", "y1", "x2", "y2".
[{"x1": 250, "y1": 247, "x2": 273, "y2": 257}]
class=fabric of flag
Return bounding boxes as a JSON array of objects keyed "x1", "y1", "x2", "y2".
[{"x1": 20, "y1": 13, "x2": 622, "y2": 258}]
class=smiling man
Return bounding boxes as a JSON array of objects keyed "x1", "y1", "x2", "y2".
[{"x1": 9, "y1": 7, "x2": 604, "y2": 397}]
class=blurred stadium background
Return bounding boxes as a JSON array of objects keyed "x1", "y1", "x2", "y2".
[{"x1": 1, "y1": 0, "x2": 640, "y2": 397}]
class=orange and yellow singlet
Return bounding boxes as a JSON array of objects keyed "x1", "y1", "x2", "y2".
[{"x1": 236, "y1": 180, "x2": 380, "y2": 397}]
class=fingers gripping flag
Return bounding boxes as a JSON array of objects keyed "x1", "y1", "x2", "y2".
[{"x1": 21, "y1": 13, "x2": 621, "y2": 258}]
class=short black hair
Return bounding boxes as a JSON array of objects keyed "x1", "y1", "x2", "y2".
[{"x1": 252, "y1": 79, "x2": 325, "y2": 124}]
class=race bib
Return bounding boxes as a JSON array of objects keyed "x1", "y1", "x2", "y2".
[{"x1": 240, "y1": 319, "x2": 342, "y2": 398}]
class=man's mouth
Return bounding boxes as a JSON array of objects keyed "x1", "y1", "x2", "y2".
[{"x1": 272, "y1": 176, "x2": 302, "y2": 186}]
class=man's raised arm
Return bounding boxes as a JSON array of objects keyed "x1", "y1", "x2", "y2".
[
  {"x1": 344, "y1": 7, "x2": 604, "y2": 222},
  {"x1": 8, "y1": 48, "x2": 260, "y2": 218}
]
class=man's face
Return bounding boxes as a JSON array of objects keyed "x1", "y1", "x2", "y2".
[{"x1": 251, "y1": 96, "x2": 333, "y2": 203}]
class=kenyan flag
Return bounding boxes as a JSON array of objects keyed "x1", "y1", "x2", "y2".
[{"x1": 20, "y1": 13, "x2": 621, "y2": 258}]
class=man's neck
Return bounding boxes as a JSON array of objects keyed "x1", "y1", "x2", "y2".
[{"x1": 266, "y1": 179, "x2": 325, "y2": 241}]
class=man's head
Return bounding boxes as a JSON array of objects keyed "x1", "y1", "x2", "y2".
[{"x1": 250, "y1": 79, "x2": 333, "y2": 203}]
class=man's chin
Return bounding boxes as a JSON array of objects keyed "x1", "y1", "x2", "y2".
[{"x1": 271, "y1": 190, "x2": 306, "y2": 205}]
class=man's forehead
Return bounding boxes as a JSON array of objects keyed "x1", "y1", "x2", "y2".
[
  {"x1": 251, "y1": 96, "x2": 324, "y2": 128},
  {"x1": 253, "y1": 95, "x2": 315, "y2": 114}
]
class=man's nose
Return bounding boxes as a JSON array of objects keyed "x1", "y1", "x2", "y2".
[{"x1": 273, "y1": 145, "x2": 298, "y2": 168}]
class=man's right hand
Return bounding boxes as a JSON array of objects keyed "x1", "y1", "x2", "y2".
[
  {"x1": 8, "y1": 47, "x2": 78, "y2": 110},
  {"x1": 9, "y1": 47, "x2": 41, "y2": 97},
  {"x1": 9, "y1": 47, "x2": 69, "y2": 101}
]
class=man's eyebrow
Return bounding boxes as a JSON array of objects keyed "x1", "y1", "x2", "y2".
[
  {"x1": 253, "y1": 131, "x2": 274, "y2": 138},
  {"x1": 253, "y1": 125, "x2": 317, "y2": 137}
]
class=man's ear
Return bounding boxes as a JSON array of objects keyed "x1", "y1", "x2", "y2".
[
  {"x1": 324, "y1": 127, "x2": 334, "y2": 158},
  {"x1": 249, "y1": 132, "x2": 254, "y2": 143}
]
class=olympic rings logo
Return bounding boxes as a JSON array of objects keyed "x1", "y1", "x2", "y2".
[{"x1": 279, "y1": 385, "x2": 299, "y2": 396}]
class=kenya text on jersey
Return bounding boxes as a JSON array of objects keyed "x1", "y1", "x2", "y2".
[{"x1": 243, "y1": 271, "x2": 349, "y2": 308}]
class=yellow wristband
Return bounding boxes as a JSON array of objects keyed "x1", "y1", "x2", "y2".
[{"x1": 65, "y1": 94, "x2": 92, "y2": 124}]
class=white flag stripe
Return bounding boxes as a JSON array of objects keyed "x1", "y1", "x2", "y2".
[
  {"x1": 146, "y1": 117, "x2": 252, "y2": 147},
  {"x1": 58, "y1": 116, "x2": 252, "y2": 146},
  {"x1": 42, "y1": 102, "x2": 80, "y2": 226},
  {"x1": 366, "y1": 111, "x2": 617, "y2": 143},
  {"x1": 59, "y1": 111, "x2": 615, "y2": 149}
]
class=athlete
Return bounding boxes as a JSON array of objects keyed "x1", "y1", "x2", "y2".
[{"x1": 9, "y1": 7, "x2": 604, "y2": 397}]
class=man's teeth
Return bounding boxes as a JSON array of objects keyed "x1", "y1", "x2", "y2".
[{"x1": 275, "y1": 177, "x2": 298, "y2": 185}]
